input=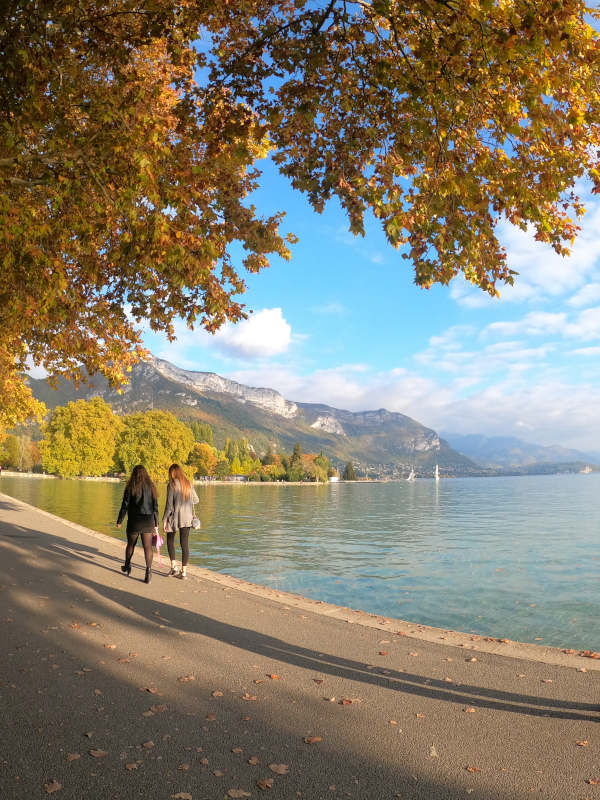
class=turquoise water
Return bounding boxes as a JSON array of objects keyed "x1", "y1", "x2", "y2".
[{"x1": 1, "y1": 473, "x2": 599, "y2": 650}]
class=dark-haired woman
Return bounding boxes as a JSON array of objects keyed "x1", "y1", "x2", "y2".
[
  {"x1": 162, "y1": 463, "x2": 199, "y2": 580},
  {"x1": 116, "y1": 465, "x2": 159, "y2": 584}
]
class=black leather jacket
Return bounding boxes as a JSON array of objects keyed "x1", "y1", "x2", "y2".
[{"x1": 116, "y1": 484, "x2": 159, "y2": 528}]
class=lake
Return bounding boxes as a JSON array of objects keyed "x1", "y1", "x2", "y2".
[{"x1": 1, "y1": 473, "x2": 599, "y2": 651}]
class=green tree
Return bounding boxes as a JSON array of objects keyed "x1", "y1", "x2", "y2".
[
  {"x1": 40, "y1": 398, "x2": 122, "y2": 477},
  {"x1": 262, "y1": 446, "x2": 276, "y2": 466},
  {"x1": 214, "y1": 457, "x2": 231, "y2": 479},
  {"x1": 188, "y1": 442, "x2": 219, "y2": 477},
  {"x1": 191, "y1": 421, "x2": 214, "y2": 445},
  {"x1": 116, "y1": 410, "x2": 194, "y2": 482},
  {"x1": 0, "y1": 434, "x2": 19, "y2": 469},
  {"x1": 4, "y1": 1, "x2": 600, "y2": 428},
  {"x1": 343, "y1": 462, "x2": 357, "y2": 481}
]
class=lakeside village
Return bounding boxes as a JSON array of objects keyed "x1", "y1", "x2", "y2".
[{"x1": 0, "y1": 397, "x2": 358, "y2": 483}]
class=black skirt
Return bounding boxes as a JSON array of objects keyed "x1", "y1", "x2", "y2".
[{"x1": 126, "y1": 514, "x2": 155, "y2": 535}]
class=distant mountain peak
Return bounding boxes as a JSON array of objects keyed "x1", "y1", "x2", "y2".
[{"x1": 150, "y1": 355, "x2": 298, "y2": 419}]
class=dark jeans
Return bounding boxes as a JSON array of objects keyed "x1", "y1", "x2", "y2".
[{"x1": 167, "y1": 527, "x2": 190, "y2": 566}]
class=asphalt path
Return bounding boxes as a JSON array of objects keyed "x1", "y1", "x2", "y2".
[{"x1": 1, "y1": 491, "x2": 599, "y2": 800}]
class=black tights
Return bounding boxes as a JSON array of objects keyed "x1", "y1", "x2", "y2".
[
  {"x1": 166, "y1": 527, "x2": 190, "y2": 566},
  {"x1": 124, "y1": 531, "x2": 153, "y2": 569}
]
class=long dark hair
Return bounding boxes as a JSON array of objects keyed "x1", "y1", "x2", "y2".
[
  {"x1": 168, "y1": 463, "x2": 191, "y2": 499},
  {"x1": 126, "y1": 465, "x2": 157, "y2": 499}
]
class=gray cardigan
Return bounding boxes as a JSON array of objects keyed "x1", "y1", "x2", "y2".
[{"x1": 162, "y1": 479, "x2": 199, "y2": 532}]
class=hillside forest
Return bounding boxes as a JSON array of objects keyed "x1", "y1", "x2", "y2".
[{"x1": 0, "y1": 398, "x2": 338, "y2": 483}]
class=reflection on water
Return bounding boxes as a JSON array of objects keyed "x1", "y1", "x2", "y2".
[{"x1": 2, "y1": 473, "x2": 599, "y2": 650}]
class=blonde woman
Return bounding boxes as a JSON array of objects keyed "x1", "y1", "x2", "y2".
[{"x1": 162, "y1": 463, "x2": 199, "y2": 579}]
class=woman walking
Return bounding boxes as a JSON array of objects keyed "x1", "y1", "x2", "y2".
[
  {"x1": 116, "y1": 465, "x2": 159, "y2": 584},
  {"x1": 163, "y1": 463, "x2": 199, "y2": 580}
]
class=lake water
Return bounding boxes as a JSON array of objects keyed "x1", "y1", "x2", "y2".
[{"x1": 1, "y1": 473, "x2": 599, "y2": 651}]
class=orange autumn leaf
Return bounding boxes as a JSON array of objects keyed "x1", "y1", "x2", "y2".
[
  {"x1": 268, "y1": 764, "x2": 289, "y2": 775},
  {"x1": 257, "y1": 777, "x2": 274, "y2": 790},
  {"x1": 304, "y1": 736, "x2": 322, "y2": 744},
  {"x1": 44, "y1": 779, "x2": 62, "y2": 794}
]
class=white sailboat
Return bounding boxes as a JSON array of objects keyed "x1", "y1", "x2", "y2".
[
  {"x1": 406, "y1": 467, "x2": 415, "y2": 482},
  {"x1": 435, "y1": 464, "x2": 439, "y2": 482}
]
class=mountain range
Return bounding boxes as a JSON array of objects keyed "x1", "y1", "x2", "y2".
[
  {"x1": 27, "y1": 356, "x2": 477, "y2": 478},
  {"x1": 27, "y1": 356, "x2": 597, "y2": 477}
]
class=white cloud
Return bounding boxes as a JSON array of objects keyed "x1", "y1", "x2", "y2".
[
  {"x1": 484, "y1": 312, "x2": 567, "y2": 338},
  {"x1": 311, "y1": 301, "x2": 345, "y2": 315},
  {"x1": 451, "y1": 193, "x2": 600, "y2": 307},
  {"x1": 567, "y1": 282, "x2": 600, "y2": 308},
  {"x1": 213, "y1": 308, "x2": 292, "y2": 358}
]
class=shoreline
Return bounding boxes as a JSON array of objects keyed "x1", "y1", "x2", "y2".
[{"x1": 2, "y1": 488, "x2": 598, "y2": 671}]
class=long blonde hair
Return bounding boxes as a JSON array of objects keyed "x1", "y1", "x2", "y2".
[{"x1": 168, "y1": 463, "x2": 191, "y2": 499}]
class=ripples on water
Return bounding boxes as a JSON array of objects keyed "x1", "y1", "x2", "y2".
[{"x1": 2, "y1": 474, "x2": 599, "y2": 650}]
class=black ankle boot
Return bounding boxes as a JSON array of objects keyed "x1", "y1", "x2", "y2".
[
  {"x1": 121, "y1": 561, "x2": 131, "y2": 576},
  {"x1": 144, "y1": 567, "x2": 151, "y2": 584}
]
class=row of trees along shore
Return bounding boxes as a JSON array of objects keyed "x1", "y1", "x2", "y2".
[{"x1": 0, "y1": 398, "x2": 344, "y2": 483}]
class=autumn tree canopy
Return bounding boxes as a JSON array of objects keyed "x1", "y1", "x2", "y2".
[{"x1": 2, "y1": 1, "x2": 600, "y2": 426}]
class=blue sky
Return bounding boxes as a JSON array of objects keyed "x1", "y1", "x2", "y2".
[{"x1": 143, "y1": 156, "x2": 600, "y2": 453}]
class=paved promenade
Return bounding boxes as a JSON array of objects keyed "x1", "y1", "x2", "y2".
[{"x1": 1, "y1": 491, "x2": 599, "y2": 800}]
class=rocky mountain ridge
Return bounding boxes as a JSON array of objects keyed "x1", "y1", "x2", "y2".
[{"x1": 27, "y1": 355, "x2": 477, "y2": 477}]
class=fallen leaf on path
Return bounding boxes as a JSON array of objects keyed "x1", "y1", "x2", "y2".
[
  {"x1": 429, "y1": 745, "x2": 439, "y2": 758},
  {"x1": 444, "y1": 677, "x2": 453, "y2": 683},
  {"x1": 313, "y1": 679, "x2": 324, "y2": 684},
  {"x1": 206, "y1": 713, "x2": 217, "y2": 721},
  {"x1": 211, "y1": 690, "x2": 223, "y2": 697},
  {"x1": 178, "y1": 763, "x2": 190, "y2": 771},
  {"x1": 103, "y1": 644, "x2": 116, "y2": 649},
  {"x1": 464, "y1": 707, "x2": 476, "y2": 713},
  {"x1": 563, "y1": 649, "x2": 576, "y2": 654},
  {"x1": 409, "y1": 651, "x2": 419, "y2": 657},
  {"x1": 379, "y1": 640, "x2": 390, "y2": 644},
  {"x1": 577, "y1": 740, "x2": 589, "y2": 747},
  {"x1": 125, "y1": 763, "x2": 138, "y2": 770},
  {"x1": 578, "y1": 668, "x2": 588, "y2": 673},
  {"x1": 581, "y1": 651, "x2": 600, "y2": 659},
  {"x1": 587, "y1": 778, "x2": 599, "y2": 785},
  {"x1": 253, "y1": 679, "x2": 264, "y2": 684},
  {"x1": 415, "y1": 713, "x2": 425, "y2": 719},
  {"x1": 389, "y1": 720, "x2": 398, "y2": 725},
  {"x1": 66, "y1": 753, "x2": 80, "y2": 762},
  {"x1": 248, "y1": 756, "x2": 260, "y2": 766},
  {"x1": 232, "y1": 747, "x2": 243, "y2": 754},
  {"x1": 213, "y1": 770, "x2": 225, "y2": 777},
  {"x1": 378, "y1": 651, "x2": 388, "y2": 656},
  {"x1": 268, "y1": 764, "x2": 289, "y2": 775},
  {"x1": 467, "y1": 657, "x2": 478, "y2": 662},
  {"x1": 242, "y1": 693, "x2": 257, "y2": 701},
  {"x1": 94, "y1": 689, "x2": 103, "y2": 696},
  {"x1": 227, "y1": 791, "x2": 251, "y2": 798},
  {"x1": 177, "y1": 675, "x2": 195, "y2": 683},
  {"x1": 171, "y1": 794, "x2": 192, "y2": 799},
  {"x1": 89, "y1": 749, "x2": 108, "y2": 758},
  {"x1": 465, "y1": 766, "x2": 481, "y2": 773},
  {"x1": 118, "y1": 658, "x2": 131, "y2": 664},
  {"x1": 142, "y1": 741, "x2": 154, "y2": 750},
  {"x1": 241, "y1": 715, "x2": 251, "y2": 721},
  {"x1": 304, "y1": 736, "x2": 322, "y2": 744},
  {"x1": 44, "y1": 779, "x2": 62, "y2": 793},
  {"x1": 268, "y1": 674, "x2": 280, "y2": 680},
  {"x1": 541, "y1": 679, "x2": 553, "y2": 684},
  {"x1": 257, "y1": 778, "x2": 274, "y2": 790}
]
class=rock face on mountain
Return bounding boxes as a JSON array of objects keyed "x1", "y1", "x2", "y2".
[
  {"x1": 28, "y1": 356, "x2": 479, "y2": 477},
  {"x1": 151, "y1": 357, "x2": 298, "y2": 419}
]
